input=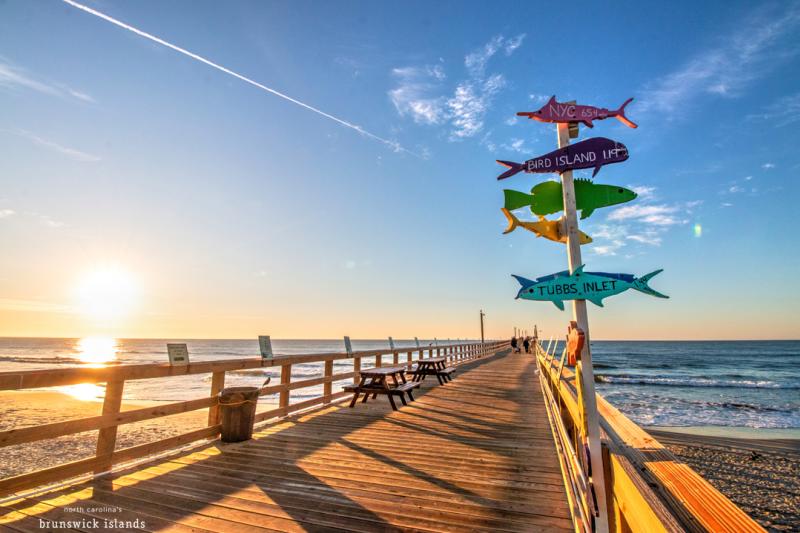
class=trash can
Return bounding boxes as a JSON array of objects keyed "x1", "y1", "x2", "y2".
[{"x1": 219, "y1": 386, "x2": 260, "y2": 442}]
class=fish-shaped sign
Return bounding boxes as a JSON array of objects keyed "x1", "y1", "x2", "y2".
[
  {"x1": 504, "y1": 179, "x2": 637, "y2": 220},
  {"x1": 501, "y1": 208, "x2": 592, "y2": 244},
  {"x1": 512, "y1": 265, "x2": 668, "y2": 310},
  {"x1": 496, "y1": 137, "x2": 628, "y2": 180},
  {"x1": 517, "y1": 96, "x2": 638, "y2": 129}
]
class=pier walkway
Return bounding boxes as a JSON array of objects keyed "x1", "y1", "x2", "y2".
[{"x1": 1, "y1": 350, "x2": 573, "y2": 532}]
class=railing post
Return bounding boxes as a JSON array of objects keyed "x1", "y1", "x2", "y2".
[
  {"x1": 95, "y1": 379, "x2": 124, "y2": 473},
  {"x1": 353, "y1": 356, "x2": 361, "y2": 384},
  {"x1": 407, "y1": 350, "x2": 412, "y2": 367},
  {"x1": 375, "y1": 353, "x2": 382, "y2": 368},
  {"x1": 323, "y1": 358, "x2": 333, "y2": 403},
  {"x1": 279, "y1": 363, "x2": 291, "y2": 411},
  {"x1": 393, "y1": 351, "x2": 399, "y2": 366},
  {"x1": 208, "y1": 371, "x2": 226, "y2": 427}
]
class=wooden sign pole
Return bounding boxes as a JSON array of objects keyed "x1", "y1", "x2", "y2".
[{"x1": 557, "y1": 118, "x2": 609, "y2": 532}]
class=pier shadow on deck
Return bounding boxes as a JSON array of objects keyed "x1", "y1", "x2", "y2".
[{"x1": 1, "y1": 350, "x2": 573, "y2": 532}]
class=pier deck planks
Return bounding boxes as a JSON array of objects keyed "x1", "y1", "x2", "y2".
[{"x1": 0, "y1": 350, "x2": 573, "y2": 532}]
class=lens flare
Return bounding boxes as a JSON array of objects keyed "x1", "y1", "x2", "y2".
[{"x1": 693, "y1": 223, "x2": 702, "y2": 238}]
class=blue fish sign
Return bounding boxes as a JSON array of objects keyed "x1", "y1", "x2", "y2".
[{"x1": 513, "y1": 265, "x2": 668, "y2": 310}]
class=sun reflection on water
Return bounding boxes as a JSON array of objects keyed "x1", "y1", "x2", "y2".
[
  {"x1": 58, "y1": 337, "x2": 119, "y2": 401},
  {"x1": 76, "y1": 336, "x2": 118, "y2": 365}
]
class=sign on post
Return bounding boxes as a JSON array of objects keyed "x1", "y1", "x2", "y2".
[
  {"x1": 512, "y1": 265, "x2": 668, "y2": 310},
  {"x1": 258, "y1": 335, "x2": 273, "y2": 359},
  {"x1": 414, "y1": 337, "x2": 420, "y2": 349},
  {"x1": 343, "y1": 336, "x2": 353, "y2": 355},
  {"x1": 388, "y1": 337, "x2": 395, "y2": 350},
  {"x1": 504, "y1": 180, "x2": 637, "y2": 220},
  {"x1": 496, "y1": 137, "x2": 629, "y2": 180},
  {"x1": 167, "y1": 343, "x2": 189, "y2": 366},
  {"x1": 516, "y1": 95, "x2": 637, "y2": 129}
]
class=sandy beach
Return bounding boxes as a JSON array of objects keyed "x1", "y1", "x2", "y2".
[{"x1": 651, "y1": 428, "x2": 800, "y2": 532}]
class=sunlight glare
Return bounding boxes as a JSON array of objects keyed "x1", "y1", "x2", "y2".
[
  {"x1": 75, "y1": 266, "x2": 139, "y2": 322},
  {"x1": 76, "y1": 336, "x2": 118, "y2": 365}
]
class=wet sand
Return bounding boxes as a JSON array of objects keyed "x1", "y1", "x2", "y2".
[{"x1": 651, "y1": 428, "x2": 800, "y2": 532}]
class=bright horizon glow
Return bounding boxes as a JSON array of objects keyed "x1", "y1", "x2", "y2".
[{"x1": 76, "y1": 335, "x2": 118, "y2": 364}]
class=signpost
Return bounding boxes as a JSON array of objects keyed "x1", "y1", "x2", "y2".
[
  {"x1": 258, "y1": 335, "x2": 273, "y2": 359},
  {"x1": 343, "y1": 335, "x2": 353, "y2": 355},
  {"x1": 388, "y1": 337, "x2": 395, "y2": 350},
  {"x1": 479, "y1": 309, "x2": 485, "y2": 344},
  {"x1": 414, "y1": 337, "x2": 420, "y2": 349},
  {"x1": 167, "y1": 343, "x2": 189, "y2": 366}
]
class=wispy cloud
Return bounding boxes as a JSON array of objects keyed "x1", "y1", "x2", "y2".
[
  {"x1": 0, "y1": 209, "x2": 14, "y2": 219},
  {"x1": 590, "y1": 189, "x2": 701, "y2": 256},
  {"x1": 637, "y1": 4, "x2": 800, "y2": 117},
  {"x1": 62, "y1": 0, "x2": 413, "y2": 156},
  {"x1": 762, "y1": 162, "x2": 775, "y2": 169},
  {"x1": 388, "y1": 34, "x2": 525, "y2": 140},
  {"x1": 0, "y1": 298, "x2": 75, "y2": 314},
  {"x1": 8, "y1": 129, "x2": 101, "y2": 162},
  {"x1": 747, "y1": 92, "x2": 800, "y2": 127},
  {"x1": 0, "y1": 60, "x2": 94, "y2": 103}
]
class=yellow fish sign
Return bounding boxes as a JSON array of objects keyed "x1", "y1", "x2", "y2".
[{"x1": 501, "y1": 208, "x2": 592, "y2": 244}]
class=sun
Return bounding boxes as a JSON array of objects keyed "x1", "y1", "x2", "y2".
[{"x1": 75, "y1": 266, "x2": 139, "y2": 323}]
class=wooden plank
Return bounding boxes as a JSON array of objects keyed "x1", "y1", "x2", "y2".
[{"x1": 0, "y1": 396, "x2": 216, "y2": 448}]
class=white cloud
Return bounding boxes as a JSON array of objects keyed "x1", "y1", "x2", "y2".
[
  {"x1": 729, "y1": 185, "x2": 744, "y2": 193},
  {"x1": 39, "y1": 215, "x2": 64, "y2": 228},
  {"x1": 389, "y1": 34, "x2": 525, "y2": 140},
  {"x1": 744, "y1": 175, "x2": 753, "y2": 180},
  {"x1": 9, "y1": 130, "x2": 101, "y2": 162},
  {"x1": 607, "y1": 204, "x2": 684, "y2": 226},
  {"x1": 504, "y1": 116, "x2": 519, "y2": 126},
  {"x1": 529, "y1": 93, "x2": 551, "y2": 104},
  {"x1": 0, "y1": 298, "x2": 75, "y2": 314},
  {"x1": 721, "y1": 202, "x2": 733, "y2": 207},
  {"x1": 637, "y1": 4, "x2": 800, "y2": 116},
  {"x1": 0, "y1": 60, "x2": 94, "y2": 103},
  {"x1": 629, "y1": 185, "x2": 656, "y2": 199},
  {"x1": 762, "y1": 162, "x2": 775, "y2": 169},
  {"x1": 0, "y1": 209, "x2": 14, "y2": 218}
]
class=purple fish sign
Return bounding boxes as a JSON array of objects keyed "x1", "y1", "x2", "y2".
[
  {"x1": 496, "y1": 137, "x2": 628, "y2": 180},
  {"x1": 517, "y1": 95, "x2": 638, "y2": 129}
]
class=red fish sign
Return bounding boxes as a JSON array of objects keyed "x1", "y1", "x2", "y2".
[
  {"x1": 566, "y1": 321, "x2": 585, "y2": 366},
  {"x1": 518, "y1": 96, "x2": 638, "y2": 129}
]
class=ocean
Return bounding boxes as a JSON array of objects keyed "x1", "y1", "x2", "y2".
[{"x1": 0, "y1": 338, "x2": 797, "y2": 430}]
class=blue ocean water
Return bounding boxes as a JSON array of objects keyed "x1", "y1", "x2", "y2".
[{"x1": 0, "y1": 338, "x2": 797, "y2": 429}]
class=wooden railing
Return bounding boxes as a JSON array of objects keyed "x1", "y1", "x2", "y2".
[
  {"x1": 0, "y1": 340, "x2": 508, "y2": 499},
  {"x1": 534, "y1": 342, "x2": 764, "y2": 533}
]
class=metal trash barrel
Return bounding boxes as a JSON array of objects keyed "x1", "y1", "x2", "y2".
[{"x1": 219, "y1": 386, "x2": 260, "y2": 442}]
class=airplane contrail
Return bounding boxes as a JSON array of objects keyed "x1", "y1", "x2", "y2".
[{"x1": 62, "y1": 0, "x2": 414, "y2": 155}]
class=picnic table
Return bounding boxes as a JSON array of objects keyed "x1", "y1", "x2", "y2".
[
  {"x1": 343, "y1": 366, "x2": 420, "y2": 411},
  {"x1": 408, "y1": 356, "x2": 456, "y2": 385}
]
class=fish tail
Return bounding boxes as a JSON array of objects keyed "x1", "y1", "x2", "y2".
[
  {"x1": 503, "y1": 189, "x2": 535, "y2": 211},
  {"x1": 496, "y1": 160, "x2": 524, "y2": 180},
  {"x1": 615, "y1": 97, "x2": 638, "y2": 128},
  {"x1": 501, "y1": 208, "x2": 519, "y2": 234},
  {"x1": 632, "y1": 269, "x2": 669, "y2": 298}
]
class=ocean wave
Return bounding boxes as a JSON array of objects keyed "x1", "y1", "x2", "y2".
[{"x1": 595, "y1": 374, "x2": 799, "y2": 389}]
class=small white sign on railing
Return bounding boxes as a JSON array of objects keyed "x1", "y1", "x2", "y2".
[
  {"x1": 414, "y1": 337, "x2": 420, "y2": 349},
  {"x1": 167, "y1": 343, "x2": 189, "y2": 366},
  {"x1": 434, "y1": 338, "x2": 439, "y2": 347},
  {"x1": 344, "y1": 336, "x2": 353, "y2": 355},
  {"x1": 258, "y1": 335, "x2": 273, "y2": 359},
  {"x1": 388, "y1": 336, "x2": 395, "y2": 350}
]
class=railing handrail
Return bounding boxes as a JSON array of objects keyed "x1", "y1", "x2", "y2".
[
  {"x1": 0, "y1": 340, "x2": 509, "y2": 499},
  {"x1": 0, "y1": 340, "x2": 495, "y2": 390},
  {"x1": 534, "y1": 341, "x2": 764, "y2": 533}
]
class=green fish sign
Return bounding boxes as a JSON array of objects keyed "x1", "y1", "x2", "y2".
[
  {"x1": 504, "y1": 179, "x2": 637, "y2": 220},
  {"x1": 513, "y1": 265, "x2": 668, "y2": 310}
]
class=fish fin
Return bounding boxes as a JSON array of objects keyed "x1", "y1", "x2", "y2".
[
  {"x1": 496, "y1": 160, "x2": 524, "y2": 180},
  {"x1": 511, "y1": 274, "x2": 536, "y2": 288},
  {"x1": 573, "y1": 264, "x2": 586, "y2": 275},
  {"x1": 500, "y1": 208, "x2": 518, "y2": 234},
  {"x1": 615, "y1": 97, "x2": 638, "y2": 128},
  {"x1": 588, "y1": 297, "x2": 605, "y2": 307},
  {"x1": 592, "y1": 164, "x2": 601, "y2": 177},
  {"x1": 580, "y1": 207, "x2": 594, "y2": 220},
  {"x1": 547, "y1": 95, "x2": 557, "y2": 105},
  {"x1": 632, "y1": 269, "x2": 669, "y2": 298},
  {"x1": 582, "y1": 120, "x2": 594, "y2": 128},
  {"x1": 552, "y1": 300, "x2": 565, "y2": 311},
  {"x1": 503, "y1": 189, "x2": 535, "y2": 211}
]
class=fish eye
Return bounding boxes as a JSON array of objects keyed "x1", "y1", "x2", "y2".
[
  {"x1": 618, "y1": 188, "x2": 623, "y2": 193},
  {"x1": 528, "y1": 289, "x2": 534, "y2": 293}
]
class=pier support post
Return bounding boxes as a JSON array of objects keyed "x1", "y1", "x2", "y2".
[{"x1": 557, "y1": 119, "x2": 609, "y2": 532}]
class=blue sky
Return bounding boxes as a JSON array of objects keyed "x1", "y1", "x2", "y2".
[{"x1": 1, "y1": 0, "x2": 799, "y2": 340}]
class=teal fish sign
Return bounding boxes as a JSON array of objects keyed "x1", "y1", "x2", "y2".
[{"x1": 513, "y1": 265, "x2": 668, "y2": 310}]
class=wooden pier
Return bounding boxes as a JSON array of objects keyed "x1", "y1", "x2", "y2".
[
  {"x1": 0, "y1": 340, "x2": 767, "y2": 532},
  {"x1": 1, "y1": 345, "x2": 574, "y2": 532}
]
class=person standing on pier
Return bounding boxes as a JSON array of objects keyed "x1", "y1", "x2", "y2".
[
  {"x1": 511, "y1": 336, "x2": 519, "y2": 353},
  {"x1": 523, "y1": 337, "x2": 531, "y2": 354}
]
